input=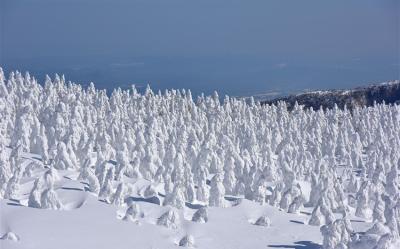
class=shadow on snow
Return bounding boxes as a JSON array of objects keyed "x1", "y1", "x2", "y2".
[{"x1": 268, "y1": 241, "x2": 321, "y2": 249}]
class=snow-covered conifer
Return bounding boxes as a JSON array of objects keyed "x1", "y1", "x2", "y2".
[
  {"x1": 111, "y1": 182, "x2": 125, "y2": 206},
  {"x1": 125, "y1": 157, "x2": 142, "y2": 180},
  {"x1": 87, "y1": 172, "x2": 100, "y2": 194},
  {"x1": 115, "y1": 144, "x2": 129, "y2": 181},
  {"x1": 355, "y1": 182, "x2": 372, "y2": 219},
  {"x1": 288, "y1": 195, "x2": 305, "y2": 214},
  {"x1": 163, "y1": 183, "x2": 186, "y2": 209},
  {"x1": 309, "y1": 205, "x2": 324, "y2": 226},
  {"x1": 123, "y1": 202, "x2": 142, "y2": 223},
  {"x1": 28, "y1": 178, "x2": 42, "y2": 208},
  {"x1": 0, "y1": 149, "x2": 11, "y2": 197},
  {"x1": 373, "y1": 193, "x2": 386, "y2": 223},
  {"x1": 40, "y1": 186, "x2": 62, "y2": 210},
  {"x1": 54, "y1": 142, "x2": 75, "y2": 170},
  {"x1": 269, "y1": 182, "x2": 283, "y2": 207},
  {"x1": 4, "y1": 169, "x2": 21, "y2": 200},
  {"x1": 99, "y1": 167, "x2": 114, "y2": 202},
  {"x1": 44, "y1": 166, "x2": 61, "y2": 188},
  {"x1": 385, "y1": 164, "x2": 399, "y2": 196},
  {"x1": 157, "y1": 208, "x2": 180, "y2": 229},
  {"x1": 209, "y1": 173, "x2": 227, "y2": 207},
  {"x1": 223, "y1": 156, "x2": 237, "y2": 195}
]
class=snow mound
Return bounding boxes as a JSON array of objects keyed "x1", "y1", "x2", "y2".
[
  {"x1": 254, "y1": 215, "x2": 271, "y2": 227},
  {"x1": 178, "y1": 235, "x2": 195, "y2": 248},
  {"x1": 1, "y1": 232, "x2": 19, "y2": 242},
  {"x1": 191, "y1": 207, "x2": 208, "y2": 223}
]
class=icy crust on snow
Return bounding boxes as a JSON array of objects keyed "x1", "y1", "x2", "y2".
[{"x1": 0, "y1": 69, "x2": 399, "y2": 249}]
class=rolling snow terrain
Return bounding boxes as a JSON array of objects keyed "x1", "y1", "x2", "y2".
[{"x1": 0, "y1": 69, "x2": 399, "y2": 249}]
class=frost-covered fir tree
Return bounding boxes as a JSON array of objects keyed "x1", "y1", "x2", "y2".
[
  {"x1": 385, "y1": 164, "x2": 399, "y2": 196},
  {"x1": 0, "y1": 147, "x2": 11, "y2": 198},
  {"x1": 123, "y1": 202, "x2": 142, "y2": 223},
  {"x1": 28, "y1": 178, "x2": 42, "y2": 208},
  {"x1": 223, "y1": 156, "x2": 237, "y2": 195},
  {"x1": 4, "y1": 168, "x2": 21, "y2": 200},
  {"x1": 99, "y1": 167, "x2": 114, "y2": 202},
  {"x1": 115, "y1": 144, "x2": 129, "y2": 181},
  {"x1": 87, "y1": 172, "x2": 100, "y2": 194},
  {"x1": 355, "y1": 181, "x2": 372, "y2": 219},
  {"x1": 54, "y1": 142, "x2": 75, "y2": 170},
  {"x1": 373, "y1": 193, "x2": 386, "y2": 223},
  {"x1": 44, "y1": 166, "x2": 61, "y2": 188},
  {"x1": 253, "y1": 175, "x2": 268, "y2": 205},
  {"x1": 309, "y1": 204, "x2": 324, "y2": 226},
  {"x1": 157, "y1": 208, "x2": 180, "y2": 229},
  {"x1": 41, "y1": 185, "x2": 62, "y2": 210},
  {"x1": 111, "y1": 182, "x2": 125, "y2": 206},
  {"x1": 209, "y1": 173, "x2": 227, "y2": 207},
  {"x1": 163, "y1": 182, "x2": 186, "y2": 209}
]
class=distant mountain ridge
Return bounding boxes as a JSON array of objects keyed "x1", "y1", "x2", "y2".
[{"x1": 262, "y1": 80, "x2": 400, "y2": 110}]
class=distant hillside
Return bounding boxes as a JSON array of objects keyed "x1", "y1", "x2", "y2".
[{"x1": 262, "y1": 80, "x2": 400, "y2": 110}]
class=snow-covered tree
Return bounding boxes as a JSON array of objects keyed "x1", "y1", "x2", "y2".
[
  {"x1": 54, "y1": 142, "x2": 75, "y2": 170},
  {"x1": 157, "y1": 208, "x2": 180, "y2": 229},
  {"x1": 99, "y1": 167, "x2": 114, "y2": 202},
  {"x1": 123, "y1": 202, "x2": 142, "y2": 223},
  {"x1": 28, "y1": 178, "x2": 42, "y2": 208},
  {"x1": 111, "y1": 182, "x2": 125, "y2": 206},
  {"x1": 209, "y1": 173, "x2": 227, "y2": 207},
  {"x1": 41, "y1": 186, "x2": 62, "y2": 210},
  {"x1": 4, "y1": 169, "x2": 21, "y2": 200}
]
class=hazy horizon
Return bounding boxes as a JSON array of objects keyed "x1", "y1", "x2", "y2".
[{"x1": 1, "y1": 0, "x2": 399, "y2": 97}]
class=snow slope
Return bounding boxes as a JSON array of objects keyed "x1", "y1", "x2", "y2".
[{"x1": 0, "y1": 151, "x2": 378, "y2": 249}]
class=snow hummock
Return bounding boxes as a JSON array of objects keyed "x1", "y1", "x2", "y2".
[
  {"x1": 254, "y1": 215, "x2": 271, "y2": 227},
  {"x1": 179, "y1": 234, "x2": 195, "y2": 247},
  {"x1": 1, "y1": 232, "x2": 19, "y2": 242},
  {"x1": 191, "y1": 207, "x2": 208, "y2": 223}
]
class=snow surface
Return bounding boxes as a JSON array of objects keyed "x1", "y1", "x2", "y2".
[
  {"x1": 1, "y1": 152, "x2": 325, "y2": 249},
  {"x1": 0, "y1": 143, "x2": 395, "y2": 249}
]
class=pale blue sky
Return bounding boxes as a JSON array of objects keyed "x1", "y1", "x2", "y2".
[{"x1": 1, "y1": 0, "x2": 399, "y2": 97}]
